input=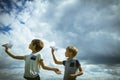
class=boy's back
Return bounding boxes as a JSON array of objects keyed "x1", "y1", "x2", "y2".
[{"x1": 24, "y1": 53, "x2": 41, "y2": 78}]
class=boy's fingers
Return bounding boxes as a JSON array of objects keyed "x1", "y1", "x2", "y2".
[
  {"x1": 69, "y1": 74, "x2": 76, "y2": 78},
  {"x1": 2, "y1": 44, "x2": 9, "y2": 50},
  {"x1": 51, "y1": 48, "x2": 54, "y2": 53},
  {"x1": 56, "y1": 68, "x2": 60, "y2": 71},
  {"x1": 54, "y1": 69, "x2": 61, "y2": 74},
  {"x1": 52, "y1": 48, "x2": 54, "y2": 51},
  {"x1": 2, "y1": 44, "x2": 7, "y2": 48},
  {"x1": 2, "y1": 44, "x2": 6, "y2": 47},
  {"x1": 56, "y1": 70, "x2": 61, "y2": 74},
  {"x1": 57, "y1": 71, "x2": 61, "y2": 74}
]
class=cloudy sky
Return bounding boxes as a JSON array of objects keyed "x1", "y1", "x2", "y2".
[{"x1": 0, "y1": 0, "x2": 120, "y2": 80}]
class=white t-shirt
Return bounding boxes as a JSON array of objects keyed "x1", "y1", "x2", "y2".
[{"x1": 24, "y1": 53, "x2": 41, "y2": 78}]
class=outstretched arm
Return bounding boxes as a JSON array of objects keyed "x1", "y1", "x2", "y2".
[
  {"x1": 39, "y1": 59, "x2": 61, "y2": 74},
  {"x1": 2, "y1": 45, "x2": 24, "y2": 60},
  {"x1": 51, "y1": 48, "x2": 63, "y2": 65}
]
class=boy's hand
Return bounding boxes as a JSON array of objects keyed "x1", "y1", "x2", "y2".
[
  {"x1": 51, "y1": 48, "x2": 54, "y2": 54},
  {"x1": 50, "y1": 46, "x2": 58, "y2": 54},
  {"x1": 2, "y1": 43, "x2": 13, "y2": 49},
  {"x1": 2, "y1": 44, "x2": 9, "y2": 49},
  {"x1": 2, "y1": 44, "x2": 9, "y2": 52},
  {"x1": 69, "y1": 74, "x2": 77, "y2": 79},
  {"x1": 53, "y1": 68, "x2": 61, "y2": 74}
]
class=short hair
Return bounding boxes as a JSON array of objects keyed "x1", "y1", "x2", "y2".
[
  {"x1": 67, "y1": 46, "x2": 78, "y2": 57},
  {"x1": 32, "y1": 39, "x2": 44, "y2": 52}
]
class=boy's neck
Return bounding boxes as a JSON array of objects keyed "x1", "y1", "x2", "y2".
[
  {"x1": 68, "y1": 56, "x2": 74, "y2": 59},
  {"x1": 32, "y1": 51, "x2": 38, "y2": 54}
]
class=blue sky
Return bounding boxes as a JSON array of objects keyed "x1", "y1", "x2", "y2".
[
  {"x1": 0, "y1": 0, "x2": 120, "y2": 80},
  {"x1": 0, "y1": 25, "x2": 12, "y2": 34}
]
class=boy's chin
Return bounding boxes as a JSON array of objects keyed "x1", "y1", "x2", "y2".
[
  {"x1": 65, "y1": 56, "x2": 69, "y2": 57},
  {"x1": 29, "y1": 48, "x2": 32, "y2": 51}
]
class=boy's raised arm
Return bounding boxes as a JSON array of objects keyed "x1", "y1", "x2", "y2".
[
  {"x1": 2, "y1": 45, "x2": 24, "y2": 60},
  {"x1": 51, "y1": 48, "x2": 63, "y2": 65}
]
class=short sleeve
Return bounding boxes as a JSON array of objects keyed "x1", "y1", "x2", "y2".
[
  {"x1": 76, "y1": 60, "x2": 80, "y2": 67},
  {"x1": 63, "y1": 60, "x2": 66, "y2": 66}
]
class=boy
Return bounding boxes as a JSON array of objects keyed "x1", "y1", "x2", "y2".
[
  {"x1": 2, "y1": 39, "x2": 61, "y2": 80},
  {"x1": 51, "y1": 46, "x2": 83, "y2": 80}
]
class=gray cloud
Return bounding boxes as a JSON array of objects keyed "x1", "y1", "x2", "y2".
[{"x1": 40, "y1": 0, "x2": 120, "y2": 65}]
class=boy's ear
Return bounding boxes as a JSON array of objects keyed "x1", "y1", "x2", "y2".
[
  {"x1": 33, "y1": 45, "x2": 36, "y2": 48},
  {"x1": 32, "y1": 45, "x2": 36, "y2": 50},
  {"x1": 70, "y1": 52, "x2": 75, "y2": 57}
]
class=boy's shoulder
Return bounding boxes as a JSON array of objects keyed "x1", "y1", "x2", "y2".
[
  {"x1": 71, "y1": 59, "x2": 80, "y2": 67},
  {"x1": 24, "y1": 53, "x2": 41, "y2": 60},
  {"x1": 63, "y1": 58, "x2": 80, "y2": 67}
]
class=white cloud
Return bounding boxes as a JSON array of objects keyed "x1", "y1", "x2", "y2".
[{"x1": 0, "y1": 13, "x2": 14, "y2": 26}]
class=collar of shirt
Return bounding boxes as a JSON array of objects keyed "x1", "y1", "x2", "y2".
[{"x1": 30, "y1": 52, "x2": 40, "y2": 56}]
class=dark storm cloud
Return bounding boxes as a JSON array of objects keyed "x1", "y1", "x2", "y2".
[
  {"x1": 43, "y1": 0, "x2": 120, "y2": 65},
  {"x1": 75, "y1": 31, "x2": 120, "y2": 65},
  {"x1": 54, "y1": 0, "x2": 120, "y2": 33}
]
